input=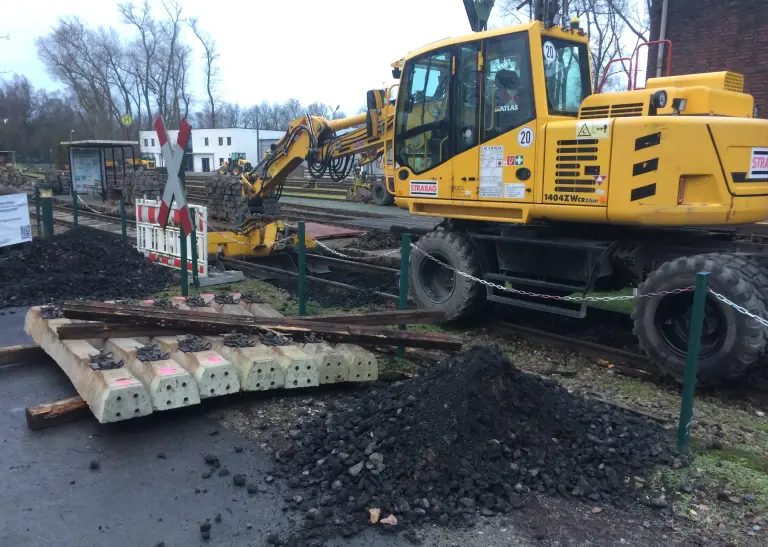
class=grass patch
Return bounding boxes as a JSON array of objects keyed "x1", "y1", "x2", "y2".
[
  {"x1": 651, "y1": 443, "x2": 768, "y2": 519},
  {"x1": 154, "y1": 278, "x2": 289, "y2": 310},
  {"x1": 582, "y1": 287, "x2": 634, "y2": 314},
  {"x1": 377, "y1": 355, "x2": 418, "y2": 375}
]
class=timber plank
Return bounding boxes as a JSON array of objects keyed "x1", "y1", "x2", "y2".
[
  {"x1": 26, "y1": 396, "x2": 90, "y2": 430},
  {"x1": 0, "y1": 344, "x2": 50, "y2": 366},
  {"x1": 59, "y1": 302, "x2": 462, "y2": 351}
]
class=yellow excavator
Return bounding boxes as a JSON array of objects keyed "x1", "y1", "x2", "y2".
[{"x1": 209, "y1": 0, "x2": 768, "y2": 385}]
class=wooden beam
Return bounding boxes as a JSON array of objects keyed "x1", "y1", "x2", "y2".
[
  {"x1": 301, "y1": 309, "x2": 446, "y2": 326},
  {"x1": 59, "y1": 302, "x2": 463, "y2": 351},
  {"x1": 0, "y1": 344, "x2": 50, "y2": 366},
  {"x1": 25, "y1": 396, "x2": 90, "y2": 430}
]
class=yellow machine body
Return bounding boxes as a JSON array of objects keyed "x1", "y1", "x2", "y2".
[
  {"x1": 378, "y1": 21, "x2": 768, "y2": 227},
  {"x1": 207, "y1": 218, "x2": 315, "y2": 258}
]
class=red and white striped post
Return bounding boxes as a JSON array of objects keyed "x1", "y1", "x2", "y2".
[{"x1": 155, "y1": 117, "x2": 192, "y2": 295}]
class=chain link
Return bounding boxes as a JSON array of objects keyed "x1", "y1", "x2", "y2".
[
  {"x1": 311, "y1": 238, "x2": 401, "y2": 259},
  {"x1": 707, "y1": 288, "x2": 768, "y2": 328},
  {"x1": 77, "y1": 195, "x2": 121, "y2": 214},
  {"x1": 409, "y1": 243, "x2": 693, "y2": 302}
]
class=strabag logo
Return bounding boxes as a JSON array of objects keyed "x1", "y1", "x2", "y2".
[
  {"x1": 410, "y1": 180, "x2": 438, "y2": 197},
  {"x1": 545, "y1": 193, "x2": 599, "y2": 204}
]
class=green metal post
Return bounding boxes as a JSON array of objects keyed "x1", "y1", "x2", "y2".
[
  {"x1": 190, "y1": 210, "x2": 200, "y2": 288},
  {"x1": 298, "y1": 221, "x2": 307, "y2": 316},
  {"x1": 72, "y1": 190, "x2": 78, "y2": 228},
  {"x1": 179, "y1": 224, "x2": 189, "y2": 297},
  {"x1": 397, "y1": 233, "x2": 410, "y2": 359},
  {"x1": 35, "y1": 185, "x2": 41, "y2": 236},
  {"x1": 40, "y1": 184, "x2": 54, "y2": 238},
  {"x1": 119, "y1": 197, "x2": 127, "y2": 241},
  {"x1": 676, "y1": 271, "x2": 711, "y2": 453}
]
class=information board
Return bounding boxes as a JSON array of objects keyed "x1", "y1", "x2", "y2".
[
  {"x1": 70, "y1": 147, "x2": 104, "y2": 193},
  {"x1": 0, "y1": 193, "x2": 33, "y2": 248}
]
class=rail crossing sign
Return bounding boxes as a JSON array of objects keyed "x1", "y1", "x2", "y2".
[{"x1": 154, "y1": 117, "x2": 193, "y2": 234}]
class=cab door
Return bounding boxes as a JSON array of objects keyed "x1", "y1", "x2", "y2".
[
  {"x1": 450, "y1": 43, "x2": 481, "y2": 201},
  {"x1": 394, "y1": 48, "x2": 454, "y2": 200},
  {"x1": 476, "y1": 32, "x2": 536, "y2": 203}
]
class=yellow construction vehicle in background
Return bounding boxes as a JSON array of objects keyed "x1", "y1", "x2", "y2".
[
  {"x1": 211, "y1": 0, "x2": 768, "y2": 385},
  {"x1": 126, "y1": 155, "x2": 156, "y2": 170},
  {"x1": 218, "y1": 153, "x2": 252, "y2": 176},
  {"x1": 206, "y1": 110, "x2": 392, "y2": 260}
]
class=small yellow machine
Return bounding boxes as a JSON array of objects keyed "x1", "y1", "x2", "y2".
[
  {"x1": 217, "y1": 153, "x2": 251, "y2": 176},
  {"x1": 126, "y1": 156, "x2": 156, "y2": 170}
]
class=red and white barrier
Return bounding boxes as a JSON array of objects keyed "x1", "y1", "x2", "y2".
[{"x1": 136, "y1": 198, "x2": 208, "y2": 276}]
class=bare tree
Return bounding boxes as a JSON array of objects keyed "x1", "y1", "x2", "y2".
[
  {"x1": 119, "y1": 1, "x2": 157, "y2": 129},
  {"x1": 37, "y1": 17, "x2": 126, "y2": 135},
  {"x1": 498, "y1": 0, "x2": 650, "y2": 92},
  {"x1": 188, "y1": 17, "x2": 219, "y2": 129}
]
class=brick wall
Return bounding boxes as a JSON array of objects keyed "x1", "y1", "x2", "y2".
[{"x1": 649, "y1": 0, "x2": 768, "y2": 115}]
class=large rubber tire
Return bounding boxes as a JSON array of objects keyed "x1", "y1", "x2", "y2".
[
  {"x1": 217, "y1": 166, "x2": 228, "y2": 175},
  {"x1": 371, "y1": 179, "x2": 394, "y2": 206},
  {"x1": 633, "y1": 253, "x2": 767, "y2": 385},
  {"x1": 409, "y1": 230, "x2": 486, "y2": 321},
  {"x1": 231, "y1": 165, "x2": 242, "y2": 176}
]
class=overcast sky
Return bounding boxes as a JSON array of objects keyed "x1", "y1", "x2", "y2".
[{"x1": 0, "y1": 0, "x2": 510, "y2": 116}]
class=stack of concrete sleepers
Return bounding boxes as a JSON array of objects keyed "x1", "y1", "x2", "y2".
[{"x1": 24, "y1": 295, "x2": 377, "y2": 424}]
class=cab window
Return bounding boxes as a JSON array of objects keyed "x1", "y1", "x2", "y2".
[
  {"x1": 542, "y1": 38, "x2": 591, "y2": 116},
  {"x1": 482, "y1": 34, "x2": 534, "y2": 142},
  {"x1": 396, "y1": 49, "x2": 451, "y2": 174}
]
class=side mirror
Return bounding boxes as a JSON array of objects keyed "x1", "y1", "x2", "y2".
[{"x1": 392, "y1": 67, "x2": 401, "y2": 79}]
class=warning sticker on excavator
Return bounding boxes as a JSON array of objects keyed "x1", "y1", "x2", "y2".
[
  {"x1": 410, "y1": 180, "x2": 438, "y2": 197},
  {"x1": 576, "y1": 120, "x2": 610, "y2": 139}
]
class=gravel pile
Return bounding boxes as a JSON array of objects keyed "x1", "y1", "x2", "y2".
[
  {"x1": 0, "y1": 227, "x2": 176, "y2": 308},
  {"x1": 348, "y1": 230, "x2": 400, "y2": 251},
  {"x1": 272, "y1": 345, "x2": 678, "y2": 544}
]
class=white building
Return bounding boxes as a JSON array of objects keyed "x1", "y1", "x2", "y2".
[{"x1": 139, "y1": 128, "x2": 284, "y2": 172}]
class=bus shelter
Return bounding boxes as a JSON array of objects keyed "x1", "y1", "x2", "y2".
[{"x1": 62, "y1": 140, "x2": 138, "y2": 200}]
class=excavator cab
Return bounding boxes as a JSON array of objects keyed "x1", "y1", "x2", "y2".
[{"x1": 389, "y1": 21, "x2": 590, "y2": 211}]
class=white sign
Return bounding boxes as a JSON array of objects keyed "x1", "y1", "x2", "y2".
[
  {"x1": 480, "y1": 145, "x2": 504, "y2": 198},
  {"x1": 543, "y1": 41, "x2": 557, "y2": 63},
  {"x1": 0, "y1": 193, "x2": 32, "y2": 248},
  {"x1": 517, "y1": 127, "x2": 534, "y2": 148},
  {"x1": 410, "y1": 180, "x2": 438, "y2": 197},
  {"x1": 504, "y1": 183, "x2": 526, "y2": 199},
  {"x1": 576, "y1": 120, "x2": 610, "y2": 139},
  {"x1": 70, "y1": 148, "x2": 104, "y2": 193},
  {"x1": 749, "y1": 148, "x2": 768, "y2": 179}
]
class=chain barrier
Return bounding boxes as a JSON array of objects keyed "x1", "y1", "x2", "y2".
[
  {"x1": 409, "y1": 243, "x2": 694, "y2": 302},
  {"x1": 311, "y1": 238, "x2": 401, "y2": 260},
  {"x1": 77, "y1": 195, "x2": 121, "y2": 214},
  {"x1": 708, "y1": 288, "x2": 768, "y2": 329}
]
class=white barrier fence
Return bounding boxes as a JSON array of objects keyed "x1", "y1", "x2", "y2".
[{"x1": 135, "y1": 198, "x2": 208, "y2": 277}]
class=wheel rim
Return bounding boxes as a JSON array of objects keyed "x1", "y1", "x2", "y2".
[
  {"x1": 654, "y1": 293, "x2": 727, "y2": 359},
  {"x1": 418, "y1": 252, "x2": 456, "y2": 304}
]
